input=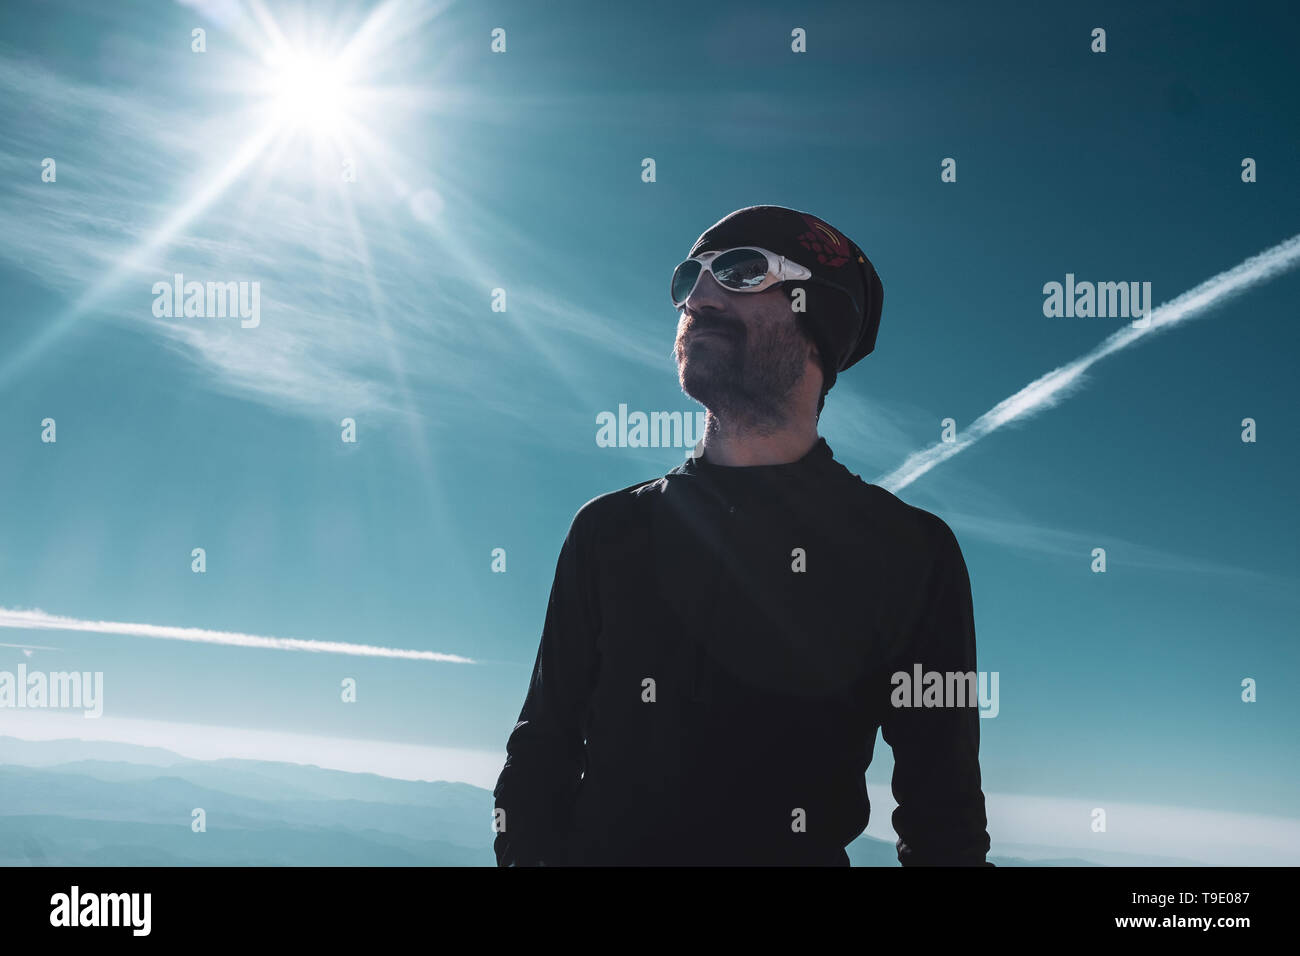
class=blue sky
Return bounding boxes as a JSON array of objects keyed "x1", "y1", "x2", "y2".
[{"x1": 1, "y1": 0, "x2": 1298, "y2": 862}]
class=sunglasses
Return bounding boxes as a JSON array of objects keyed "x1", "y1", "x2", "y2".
[{"x1": 670, "y1": 246, "x2": 862, "y2": 316}]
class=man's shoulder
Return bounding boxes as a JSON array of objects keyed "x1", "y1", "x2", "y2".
[
  {"x1": 567, "y1": 475, "x2": 669, "y2": 533},
  {"x1": 811, "y1": 468, "x2": 967, "y2": 580},
  {"x1": 828, "y1": 464, "x2": 960, "y2": 559}
]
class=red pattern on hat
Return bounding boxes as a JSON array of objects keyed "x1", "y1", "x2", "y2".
[{"x1": 795, "y1": 213, "x2": 852, "y2": 268}]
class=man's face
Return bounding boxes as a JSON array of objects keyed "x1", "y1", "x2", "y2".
[{"x1": 673, "y1": 268, "x2": 820, "y2": 425}]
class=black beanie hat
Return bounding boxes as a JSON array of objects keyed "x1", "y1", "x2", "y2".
[{"x1": 686, "y1": 205, "x2": 884, "y2": 396}]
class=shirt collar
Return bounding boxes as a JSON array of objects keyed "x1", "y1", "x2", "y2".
[{"x1": 669, "y1": 436, "x2": 837, "y2": 480}]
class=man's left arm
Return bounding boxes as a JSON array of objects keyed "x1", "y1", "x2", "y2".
[{"x1": 879, "y1": 515, "x2": 993, "y2": 866}]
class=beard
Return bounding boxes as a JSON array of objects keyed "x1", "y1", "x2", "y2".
[{"x1": 675, "y1": 318, "x2": 813, "y2": 431}]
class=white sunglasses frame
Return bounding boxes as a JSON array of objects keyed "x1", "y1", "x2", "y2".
[{"x1": 670, "y1": 246, "x2": 813, "y2": 308}]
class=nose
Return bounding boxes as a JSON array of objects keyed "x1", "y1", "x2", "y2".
[{"x1": 681, "y1": 269, "x2": 732, "y2": 317}]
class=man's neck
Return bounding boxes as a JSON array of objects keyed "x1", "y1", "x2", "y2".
[{"x1": 698, "y1": 410, "x2": 820, "y2": 467}]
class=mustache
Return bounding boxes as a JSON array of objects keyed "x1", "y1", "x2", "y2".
[{"x1": 684, "y1": 316, "x2": 741, "y2": 337}]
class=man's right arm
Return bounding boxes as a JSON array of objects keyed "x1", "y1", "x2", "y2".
[{"x1": 492, "y1": 505, "x2": 601, "y2": 867}]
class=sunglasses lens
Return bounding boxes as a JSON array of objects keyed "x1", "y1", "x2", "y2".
[
  {"x1": 711, "y1": 248, "x2": 770, "y2": 291},
  {"x1": 671, "y1": 260, "x2": 702, "y2": 306}
]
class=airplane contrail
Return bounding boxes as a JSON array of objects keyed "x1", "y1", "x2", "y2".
[
  {"x1": 0, "y1": 606, "x2": 474, "y2": 663},
  {"x1": 875, "y1": 232, "x2": 1300, "y2": 492}
]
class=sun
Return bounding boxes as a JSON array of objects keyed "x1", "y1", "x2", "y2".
[{"x1": 264, "y1": 50, "x2": 354, "y2": 132}]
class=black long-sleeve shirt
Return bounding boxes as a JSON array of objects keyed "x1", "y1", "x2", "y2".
[{"x1": 492, "y1": 436, "x2": 992, "y2": 866}]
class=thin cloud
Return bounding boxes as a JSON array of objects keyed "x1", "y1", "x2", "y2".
[
  {"x1": 876, "y1": 233, "x2": 1300, "y2": 491},
  {"x1": 0, "y1": 607, "x2": 473, "y2": 663},
  {"x1": 943, "y1": 510, "x2": 1288, "y2": 586}
]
